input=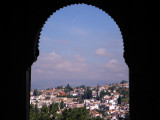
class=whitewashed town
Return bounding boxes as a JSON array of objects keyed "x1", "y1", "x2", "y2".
[{"x1": 30, "y1": 80, "x2": 129, "y2": 120}]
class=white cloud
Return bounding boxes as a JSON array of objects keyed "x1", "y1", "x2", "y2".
[
  {"x1": 32, "y1": 52, "x2": 128, "y2": 87},
  {"x1": 32, "y1": 51, "x2": 89, "y2": 81},
  {"x1": 95, "y1": 48, "x2": 108, "y2": 56},
  {"x1": 105, "y1": 59, "x2": 126, "y2": 72},
  {"x1": 74, "y1": 55, "x2": 86, "y2": 62},
  {"x1": 55, "y1": 61, "x2": 87, "y2": 72},
  {"x1": 107, "y1": 59, "x2": 120, "y2": 65}
]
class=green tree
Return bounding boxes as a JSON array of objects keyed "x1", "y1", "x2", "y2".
[
  {"x1": 64, "y1": 84, "x2": 73, "y2": 93},
  {"x1": 98, "y1": 90, "x2": 111, "y2": 101},
  {"x1": 59, "y1": 107, "x2": 90, "y2": 120},
  {"x1": 87, "y1": 87, "x2": 93, "y2": 99},
  {"x1": 29, "y1": 103, "x2": 40, "y2": 120},
  {"x1": 45, "y1": 97, "x2": 51, "y2": 99},
  {"x1": 125, "y1": 112, "x2": 130, "y2": 120},
  {"x1": 121, "y1": 89, "x2": 129, "y2": 97},
  {"x1": 33, "y1": 89, "x2": 39, "y2": 96},
  {"x1": 49, "y1": 102, "x2": 59, "y2": 119},
  {"x1": 105, "y1": 90, "x2": 111, "y2": 96},
  {"x1": 60, "y1": 100, "x2": 65, "y2": 109},
  {"x1": 39, "y1": 104, "x2": 50, "y2": 120},
  {"x1": 100, "y1": 90, "x2": 104, "y2": 99},
  {"x1": 91, "y1": 116, "x2": 104, "y2": 120},
  {"x1": 29, "y1": 104, "x2": 36, "y2": 120},
  {"x1": 56, "y1": 85, "x2": 63, "y2": 89},
  {"x1": 82, "y1": 87, "x2": 93, "y2": 99},
  {"x1": 96, "y1": 85, "x2": 100, "y2": 100},
  {"x1": 78, "y1": 98, "x2": 84, "y2": 104},
  {"x1": 121, "y1": 97, "x2": 129, "y2": 105},
  {"x1": 80, "y1": 85, "x2": 86, "y2": 89},
  {"x1": 35, "y1": 103, "x2": 40, "y2": 119},
  {"x1": 108, "y1": 86, "x2": 116, "y2": 92},
  {"x1": 120, "y1": 80, "x2": 128, "y2": 84},
  {"x1": 118, "y1": 96, "x2": 122, "y2": 104}
]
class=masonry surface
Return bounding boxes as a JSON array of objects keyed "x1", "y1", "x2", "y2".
[{"x1": 2, "y1": 0, "x2": 154, "y2": 120}]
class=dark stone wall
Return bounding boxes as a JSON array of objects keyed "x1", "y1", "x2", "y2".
[{"x1": 2, "y1": 0, "x2": 156, "y2": 120}]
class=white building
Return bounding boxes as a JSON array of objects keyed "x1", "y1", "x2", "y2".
[
  {"x1": 99, "y1": 86, "x2": 105, "y2": 91},
  {"x1": 119, "y1": 113, "x2": 125, "y2": 118},
  {"x1": 71, "y1": 93, "x2": 78, "y2": 96},
  {"x1": 109, "y1": 105, "x2": 115, "y2": 110},
  {"x1": 84, "y1": 99, "x2": 90, "y2": 105},
  {"x1": 89, "y1": 104, "x2": 99, "y2": 110},
  {"x1": 108, "y1": 99, "x2": 117, "y2": 105},
  {"x1": 112, "y1": 115, "x2": 118, "y2": 120},
  {"x1": 103, "y1": 95, "x2": 110, "y2": 99}
]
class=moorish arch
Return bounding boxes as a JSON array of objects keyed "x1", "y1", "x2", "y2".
[
  {"x1": 26, "y1": 1, "x2": 141, "y2": 120},
  {"x1": 4, "y1": 0, "x2": 148, "y2": 120},
  {"x1": 27, "y1": 1, "x2": 131, "y2": 120}
]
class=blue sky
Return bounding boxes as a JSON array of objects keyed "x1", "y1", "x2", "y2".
[{"x1": 31, "y1": 4, "x2": 128, "y2": 90}]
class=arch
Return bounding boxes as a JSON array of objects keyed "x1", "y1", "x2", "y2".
[
  {"x1": 26, "y1": 1, "x2": 132, "y2": 120},
  {"x1": 3, "y1": 0, "x2": 148, "y2": 120}
]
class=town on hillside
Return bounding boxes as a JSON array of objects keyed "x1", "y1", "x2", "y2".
[{"x1": 30, "y1": 80, "x2": 129, "y2": 120}]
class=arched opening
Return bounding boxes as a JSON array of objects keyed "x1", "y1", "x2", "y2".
[
  {"x1": 3, "y1": 0, "x2": 149, "y2": 120},
  {"x1": 30, "y1": 4, "x2": 129, "y2": 120}
]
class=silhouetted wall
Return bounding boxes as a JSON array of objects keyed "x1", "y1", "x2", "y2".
[{"x1": 2, "y1": 0, "x2": 155, "y2": 120}]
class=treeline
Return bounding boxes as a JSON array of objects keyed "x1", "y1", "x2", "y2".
[
  {"x1": 57, "y1": 85, "x2": 112, "y2": 101},
  {"x1": 82, "y1": 87, "x2": 93, "y2": 99},
  {"x1": 33, "y1": 89, "x2": 42, "y2": 96},
  {"x1": 117, "y1": 87, "x2": 129, "y2": 105},
  {"x1": 30, "y1": 103, "x2": 105, "y2": 120},
  {"x1": 96, "y1": 85, "x2": 111, "y2": 100}
]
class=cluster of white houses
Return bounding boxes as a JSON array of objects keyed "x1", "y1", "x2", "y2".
[{"x1": 30, "y1": 83, "x2": 129, "y2": 120}]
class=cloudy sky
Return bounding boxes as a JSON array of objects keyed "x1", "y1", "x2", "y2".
[{"x1": 31, "y1": 4, "x2": 129, "y2": 90}]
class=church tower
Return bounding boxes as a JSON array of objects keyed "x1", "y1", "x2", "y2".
[{"x1": 105, "y1": 84, "x2": 108, "y2": 90}]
